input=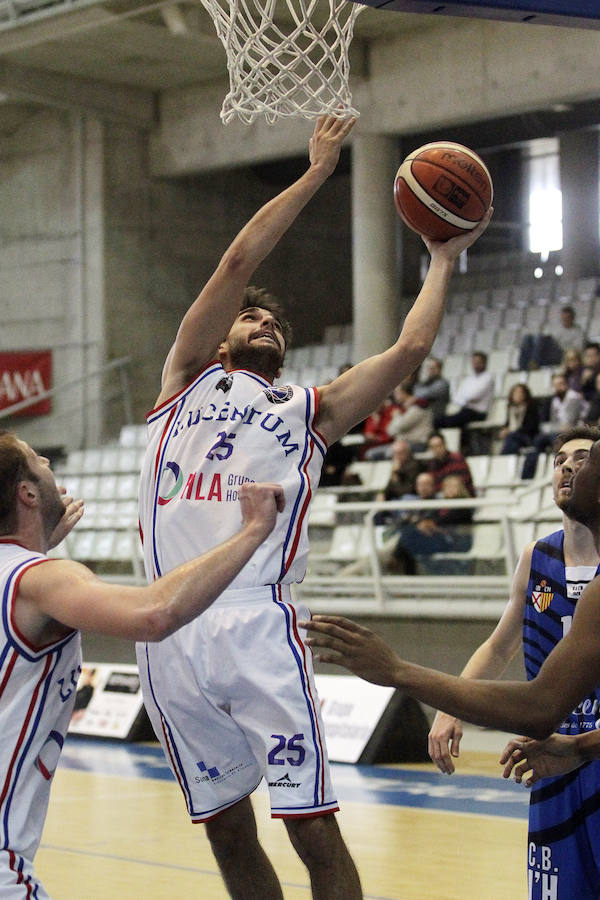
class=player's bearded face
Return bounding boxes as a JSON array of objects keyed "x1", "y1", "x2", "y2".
[
  {"x1": 40, "y1": 479, "x2": 66, "y2": 539},
  {"x1": 226, "y1": 331, "x2": 285, "y2": 380}
]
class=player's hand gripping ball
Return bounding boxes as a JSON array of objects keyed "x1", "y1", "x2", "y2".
[{"x1": 394, "y1": 142, "x2": 493, "y2": 242}]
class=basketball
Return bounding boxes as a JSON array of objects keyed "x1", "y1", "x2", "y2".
[{"x1": 394, "y1": 142, "x2": 493, "y2": 242}]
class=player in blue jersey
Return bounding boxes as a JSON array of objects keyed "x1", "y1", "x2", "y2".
[
  {"x1": 302, "y1": 438, "x2": 600, "y2": 896},
  {"x1": 0, "y1": 430, "x2": 283, "y2": 899},
  {"x1": 426, "y1": 424, "x2": 600, "y2": 899},
  {"x1": 136, "y1": 112, "x2": 492, "y2": 900}
]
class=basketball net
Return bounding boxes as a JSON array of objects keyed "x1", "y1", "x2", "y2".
[{"x1": 198, "y1": 0, "x2": 364, "y2": 124}]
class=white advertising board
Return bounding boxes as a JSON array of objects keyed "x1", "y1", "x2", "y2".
[{"x1": 315, "y1": 674, "x2": 395, "y2": 763}]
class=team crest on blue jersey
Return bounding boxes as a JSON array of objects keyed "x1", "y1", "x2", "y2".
[
  {"x1": 264, "y1": 385, "x2": 293, "y2": 404},
  {"x1": 532, "y1": 580, "x2": 554, "y2": 613}
]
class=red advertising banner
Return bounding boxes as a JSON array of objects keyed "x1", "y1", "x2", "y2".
[{"x1": 0, "y1": 350, "x2": 52, "y2": 417}]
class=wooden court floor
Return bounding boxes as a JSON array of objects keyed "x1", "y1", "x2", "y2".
[{"x1": 35, "y1": 734, "x2": 530, "y2": 899}]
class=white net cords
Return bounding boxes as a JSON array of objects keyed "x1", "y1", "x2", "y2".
[{"x1": 199, "y1": 0, "x2": 365, "y2": 123}]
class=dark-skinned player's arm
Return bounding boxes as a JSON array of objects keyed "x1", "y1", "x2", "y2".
[
  {"x1": 428, "y1": 542, "x2": 530, "y2": 774},
  {"x1": 500, "y1": 730, "x2": 600, "y2": 787},
  {"x1": 157, "y1": 115, "x2": 355, "y2": 408},
  {"x1": 301, "y1": 575, "x2": 600, "y2": 739},
  {"x1": 314, "y1": 208, "x2": 492, "y2": 446},
  {"x1": 16, "y1": 483, "x2": 284, "y2": 645}
]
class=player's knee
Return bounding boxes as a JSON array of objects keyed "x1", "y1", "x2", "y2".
[
  {"x1": 205, "y1": 799, "x2": 258, "y2": 857},
  {"x1": 284, "y1": 813, "x2": 344, "y2": 869}
]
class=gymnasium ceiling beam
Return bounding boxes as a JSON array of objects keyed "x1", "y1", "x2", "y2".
[
  {"x1": 0, "y1": 61, "x2": 155, "y2": 126},
  {"x1": 149, "y1": 17, "x2": 600, "y2": 175}
]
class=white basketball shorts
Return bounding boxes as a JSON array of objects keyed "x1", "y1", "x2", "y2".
[
  {"x1": 0, "y1": 852, "x2": 51, "y2": 899},
  {"x1": 136, "y1": 584, "x2": 338, "y2": 822}
]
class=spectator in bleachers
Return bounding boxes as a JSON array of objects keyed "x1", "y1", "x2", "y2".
[
  {"x1": 386, "y1": 380, "x2": 433, "y2": 452},
  {"x1": 579, "y1": 342, "x2": 600, "y2": 402},
  {"x1": 390, "y1": 474, "x2": 474, "y2": 575},
  {"x1": 499, "y1": 383, "x2": 540, "y2": 455},
  {"x1": 319, "y1": 364, "x2": 365, "y2": 486},
  {"x1": 584, "y1": 372, "x2": 600, "y2": 426},
  {"x1": 521, "y1": 372, "x2": 587, "y2": 478},
  {"x1": 426, "y1": 431, "x2": 476, "y2": 496},
  {"x1": 361, "y1": 393, "x2": 401, "y2": 460},
  {"x1": 412, "y1": 357, "x2": 450, "y2": 422},
  {"x1": 434, "y1": 351, "x2": 495, "y2": 439},
  {"x1": 559, "y1": 347, "x2": 585, "y2": 393},
  {"x1": 373, "y1": 439, "x2": 422, "y2": 527},
  {"x1": 518, "y1": 305, "x2": 585, "y2": 371}
]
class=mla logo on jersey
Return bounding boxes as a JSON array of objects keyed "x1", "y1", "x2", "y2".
[
  {"x1": 532, "y1": 580, "x2": 554, "y2": 613},
  {"x1": 263, "y1": 385, "x2": 293, "y2": 404}
]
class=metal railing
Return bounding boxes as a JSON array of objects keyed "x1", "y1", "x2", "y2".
[{"x1": 0, "y1": 355, "x2": 133, "y2": 442}]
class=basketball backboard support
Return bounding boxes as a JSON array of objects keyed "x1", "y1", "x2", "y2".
[{"x1": 349, "y1": 0, "x2": 600, "y2": 30}]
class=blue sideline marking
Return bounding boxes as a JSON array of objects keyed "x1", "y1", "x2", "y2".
[{"x1": 60, "y1": 738, "x2": 530, "y2": 819}]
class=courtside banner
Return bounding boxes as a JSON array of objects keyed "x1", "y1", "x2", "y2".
[
  {"x1": 68, "y1": 663, "x2": 149, "y2": 741},
  {"x1": 315, "y1": 674, "x2": 395, "y2": 763},
  {"x1": 0, "y1": 350, "x2": 52, "y2": 417}
]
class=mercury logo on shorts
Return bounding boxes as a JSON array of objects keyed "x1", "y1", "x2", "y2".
[{"x1": 268, "y1": 772, "x2": 301, "y2": 788}]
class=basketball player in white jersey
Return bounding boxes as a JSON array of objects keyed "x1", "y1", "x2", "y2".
[
  {"x1": 136, "y1": 112, "x2": 491, "y2": 900},
  {"x1": 0, "y1": 430, "x2": 283, "y2": 899}
]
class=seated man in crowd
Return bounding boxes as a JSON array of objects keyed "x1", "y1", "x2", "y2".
[
  {"x1": 412, "y1": 356, "x2": 450, "y2": 422},
  {"x1": 426, "y1": 431, "x2": 476, "y2": 497},
  {"x1": 518, "y1": 304, "x2": 585, "y2": 371},
  {"x1": 434, "y1": 351, "x2": 495, "y2": 448},
  {"x1": 386, "y1": 380, "x2": 433, "y2": 452},
  {"x1": 521, "y1": 371, "x2": 587, "y2": 478},
  {"x1": 391, "y1": 474, "x2": 474, "y2": 575}
]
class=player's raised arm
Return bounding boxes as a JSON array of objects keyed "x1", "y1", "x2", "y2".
[
  {"x1": 158, "y1": 115, "x2": 356, "y2": 406},
  {"x1": 302, "y1": 574, "x2": 600, "y2": 740},
  {"x1": 17, "y1": 482, "x2": 284, "y2": 644},
  {"x1": 314, "y1": 208, "x2": 492, "y2": 446}
]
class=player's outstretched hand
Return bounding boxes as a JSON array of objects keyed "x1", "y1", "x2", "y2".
[
  {"x1": 300, "y1": 614, "x2": 401, "y2": 686},
  {"x1": 423, "y1": 205, "x2": 494, "y2": 261},
  {"x1": 500, "y1": 733, "x2": 585, "y2": 787},
  {"x1": 428, "y1": 711, "x2": 464, "y2": 775},
  {"x1": 239, "y1": 482, "x2": 285, "y2": 541},
  {"x1": 309, "y1": 114, "x2": 356, "y2": 179},
  {"x1": 47, "y1": 487, "x2": 84, "y2": 550}
]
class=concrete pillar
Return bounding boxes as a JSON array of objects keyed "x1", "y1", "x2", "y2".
[
  {"x1": 78, "y1": 114, "x2": 106, "y2": 446},
  {"x1": 559, "y1": 129, "x2": 600, "y2": 281},
  {"x1": 352, "y1": 134, "x2": 400, "y2": 362}
]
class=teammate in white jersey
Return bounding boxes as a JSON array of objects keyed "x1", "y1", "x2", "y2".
[
  {"x1": 136, "y1": 112, "x2": 491, "y2": 900},
  {"x1": 0, "y1": 430, "x2": 282, "y2": 899}
]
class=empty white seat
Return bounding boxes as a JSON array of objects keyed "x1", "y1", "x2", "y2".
[
  {"x1": 327, "y1": 525, "x2": 363, "y2": 562},
  {"x1": 345, "y1": 461, "x2": 392, "y2": 491},
  {"x1": 466, "y1": 455, "x2": 490, "y2": 492},
  {"x1": 487, "y1": 349, "x2": 513, "y2": 374},
  {"x1": 485, "y1": 453, "x2": 520, "y2": 487},
  {"x1": 442, "y1": 353, "x2": 468, "y2": 379},
  {"x1": 527, "y1": 368, "x2": 553, "y2": 397},
  {"x1": 522, "y1": 305, "x2": 548, "y2": 330},
  {"x1": 309, "y1": 493, "x2": 337, "y2": 527},
  {"x1": 119, "y1": 425, "x2": 146, "y2": 447}
]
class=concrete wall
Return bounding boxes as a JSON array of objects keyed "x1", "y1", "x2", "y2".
[{"x1": 0, "y1": 108, "x2": 98, "y2": 451}]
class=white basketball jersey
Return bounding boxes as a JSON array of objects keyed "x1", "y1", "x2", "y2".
[
  {"x1": 0, "y1": 541, "x2": 81, "y2": 868},
  {"x1": 139, "y1": 363, "x2": 326, "y2": 587}
]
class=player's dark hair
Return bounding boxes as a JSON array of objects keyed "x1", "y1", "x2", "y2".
[
  {"x1": 553, "y1": 424, "x2": 600, "y2": 453},
  {"x1": 241, "y1": 287, "x2": 293, "y2": 349},
  {"x1": 0, "y1": 431, "x2": 38, "y2": 534}
]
